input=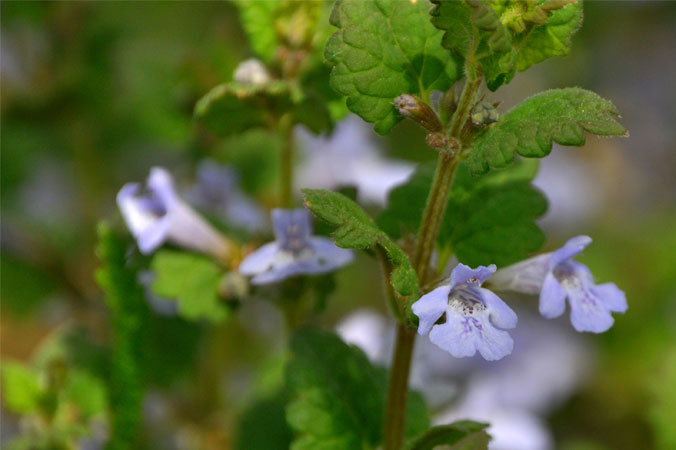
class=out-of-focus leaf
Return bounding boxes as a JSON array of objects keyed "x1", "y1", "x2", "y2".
[
  {"x1": 235, "y1": 390, "x2": 294, "y2": 450},
  {"x1": 150, "y1": 249, "x2": 230, "y2": 323},
  {"x1": 285, "y1": 328, "x2": 429, "y2": 450},
  {"x1": 405, "y1": 420, "x2": 490, "y2": 450},
  {"x1": 1, "y1": 362, "x2": 42, "y2": 414}
]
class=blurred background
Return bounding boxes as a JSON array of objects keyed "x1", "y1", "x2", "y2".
[{"x1": 1, "y1": 2, "x2": 675, "y2": 449}]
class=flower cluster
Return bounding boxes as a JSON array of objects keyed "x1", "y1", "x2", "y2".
[{"x1": 412, "y1": 236, "x2": 627, "y2": 361}]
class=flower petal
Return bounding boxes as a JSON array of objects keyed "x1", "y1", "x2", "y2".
[
  {"x1": 428, "y1": 312, "x2": 478, "y2": 358},
  {"x1": 411, "y1": 285, "x2": 450, "y2": 336},
  {"x1": 136, "y1": 217, "x2": 170, "y2": 254},
  {"x1": 539, "y1": 272, "x2": 566, "y2": 319},
  {"x1": 489, "y1": 254, "x2": 550, "y2": 295},
  {"x1": 473, "y1": 314, "x2": 514, "y2": 361},
  {"x1": 148, "y1": 167, "x2": 178, "y2": 206},
  {"x1": 592, "y1": 282, "x2": 628, "y2": 313},
  {"x1": 567, "y1": 286, "x2": 615, "y2": 333},
  {"x1": 238, "y1": 242, "x2": 281, "y2": 276},
  {"x1": 479, "y1": 288, "x2": 517, "y2": 329},
  {"x1": 450, "y1": 263, "x2": 496, "y2": 288},
  {"x1": 549, "y1": 235, "x2": 592, "y2": 269},
  {"x1": 309, "y1": 237, "x2": 354, "y2": 271}
]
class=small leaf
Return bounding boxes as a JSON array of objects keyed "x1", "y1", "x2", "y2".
[
  {"x1": 63, "y1": 370, "x2": 107, "y2": 420},
  {"x1": 515, "y1": 0, "x2": 583, "y2": 72},
  {"x1": 150, "y1": 249, "x2": 230, "y2": 323},
  {"x1": 285, "y1": 328, "x2": 429, "y2": 450},
  {"x1": 467, "y1": 87, "x2": 626, "y2": 174},
  {"x1": 234, "y1": 0, "x2": 279, "y2": 62},
  {"x1": 325, "y1": 0, "x2": 461, "y2": 134},
  {"x1": 405, "y1": 420, "x2": 490, "y2": 450},
  {"x1": 302, "y1": 189, "x2": 419, "y2": 296},
  {"x1": 1, "y1": 362, "x2": 42, "y2": 414},
  {"x1": 195, "y1": 81, "x2": 294, "y2": 137},
  {"x1": 378, "y1": 159, "x2": 546, "y2": 267}
]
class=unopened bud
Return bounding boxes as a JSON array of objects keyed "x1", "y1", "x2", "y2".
[
  {"x1": 233, "y1": 59, "x2": 271, "y2": 86},
  {"x1": 426, "y1": 133, "x2": 460, "y2": 155},
  {"x1": 471, "y1": 101, "x2": 500, "y2": 126},
  {"x1": 394, "y1": 94, "x2": 443, "y2": 132}
]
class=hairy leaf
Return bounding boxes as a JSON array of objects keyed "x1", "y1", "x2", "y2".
[
  {"x1": 466, "y1": 87, "x2": 626, "y2": 174},
  {"x1": 302, "y1": 189, "x2": 418, "y2": 296},
  {"x1": 405, "y1": 420, "x2": 490, "y2": 450},
  {"x1": 150, "y1": 249, "x2": 230, "y2": 323},
  {"x1": 325, "y1": 0, "x2": 461, "y2": 134},
  {"x1": 286, "y1": 328, "x2": 429, "y2": 450}
]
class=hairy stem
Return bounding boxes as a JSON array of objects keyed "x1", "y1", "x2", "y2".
[{"x1": 383, "y1": 77, "x2": 482, "y2": 450}]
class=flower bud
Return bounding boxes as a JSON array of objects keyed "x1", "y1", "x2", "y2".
[
  {"x1": 394, "y1": 94, "x2": 443, "y2": 132},
  {"x1": 233, "y1": 59, "x2": 271, "y2": 86}
]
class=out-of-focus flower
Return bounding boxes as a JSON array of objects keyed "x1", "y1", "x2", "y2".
[
  {"x1": 491, "y1": 236, "x2": 627, "y2": 333},
  {"x1": 233, "y1": 58, "x2": 271, "y2": 86},
  {"x1": 296, "y1": 116, "x2": 414, "y2": 205},
  {"x1": 117, "y1": 167, "x2": 234, "y2": 261},
  {"x1": 412, "y1": 264, "x2": 517, "y2": 361},
  {"x1": 186, "y1": 160, "x2": 267, "y2": 232},
  {"x1": 238, "y1": 208, "x2": 353, "y2": 284}
]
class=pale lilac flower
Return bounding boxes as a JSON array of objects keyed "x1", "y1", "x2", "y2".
[
  {"x1": 492, "y1": 236, "x2": 628, "y2": 333},
  {"x1": 238, "y1": 208, "x2": 353, "y2": 284},
  {"x1": 296, "y1": 116, "x2": 414, "y2": 205},
  {"x1": 412, "y1": 264, "x2": 517, "y2": 361},
  {"x1": 117, "y1": 167, "x2": 233, "y2": 260},
  {"x1": 187, "y1": 160, "x2": 267, "y2": 232}
]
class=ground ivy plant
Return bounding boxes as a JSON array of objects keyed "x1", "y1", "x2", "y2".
[{"x1": 33, "y1": 0, "x2": 628, "y2": 448}]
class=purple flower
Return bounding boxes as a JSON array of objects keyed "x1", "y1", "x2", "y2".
[
  {"x1": 117, "y1": 167, "x2": 234, "y2": 260},
  {"x1": 492, "y1": 236, "x2": 628, "y2": 333},
  {"x1": 238, "y1": 208, "x2": 354, "y2": 284},
  {"x1": 412, "y1": 264, "x2": 517, "y2": 361}
]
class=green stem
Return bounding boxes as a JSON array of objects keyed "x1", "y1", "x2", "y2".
[
  {"x1": 280, "y1": 117, "x2": 294, "y2": 208},
  {"x1": 383, "y1": 77, "x2": 482, "y2": 450}
]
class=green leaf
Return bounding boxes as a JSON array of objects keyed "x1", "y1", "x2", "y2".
[
  {"x1": 285, "y1": 328, "x2": 429, "y2": 450},
  {"x1": 430, "y1": 0, "x2": 516, "y2": 91},
  {"x1": 515, "y1": 1, "x2": 583, "y2": 72},
  {"x1": 235, "y1": 390, "x2": 294, "y2": 450},
  {"x1": 1, "y1": 362, "x2": 42, "y2": 414},
  {"x1": 325, "y1": 0, "x2": 461, "y2": 134},
  {"x1": 467, "y1": 87, "x2": 627, "y2": 174},
  {"x1": 63, "y1": 370, "x2": 107, "y2": 420},
  {"x1": 195, "y1": 80, "x2": 294, "y2": 137},
  {"x1": 405, "y1": 420, "x2": 490, "y2": 450},
  {"x1": 302, "y1": 189, "x2": 419, "y2": 296},
  {"x1": 95, "y1": 223, "x2": 149, "y2": 449},
  {"x1": 378, "y1": 159, "x2": 546, "y2": 267},
  {"x1": 150, "y1": 249, "x2": 230, "y2": 323}
]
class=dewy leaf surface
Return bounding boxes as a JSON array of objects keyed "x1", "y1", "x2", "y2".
[
  {"x1": 285, "y1": 328, "x2": 429, "y2": 450},
  {"x1": 325, "y1": 0, "x2": 461, "y2": 134},
  {"x1": 467, "y1": 87, "x2": 627, "y2": 174},
  {"x1": 378, "y1": 159, "x2": 546, "y2": 267},
  {"x1": 151, "y1": 249, "x2": 230, "y2": 322},
  {"x1": 302, "y1": 188, "x2": 419, "y2": 296}
]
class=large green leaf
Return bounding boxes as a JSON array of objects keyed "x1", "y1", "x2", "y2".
[
  {"x1": 325, "y1": 0, "x2": 461, "y2": 134},
  {"x1": 466, "y1": 87, "x2": 626, "y2": 174},
  {"x1": 378, "y1": 159, "x2": 546, "y2": 267},
  {"x1": 302, "y1": 189, "x2": 419, "y2": 296},
  {"x1": 150, "y1": 249, "x2": 230, "y2": 323},
  {"x1": 405, "y1": 421, "x2": 490, "y2": 450},
  {"x1": 285, "y1": 328, "x2": 429, "y2": 450}
]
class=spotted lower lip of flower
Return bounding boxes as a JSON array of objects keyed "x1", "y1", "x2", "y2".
[
  {"x1": 491, "y1": 235, "x2": 628, "y2": 333},
  {"x1": 412, "y1": 263, "x2": 517, "y2": 361},
  {"x1": 117, "y1": 167, "x2": 234, "y2": 261},
  {"x1": 238, "y1": 208, "x2": 354, "y2": 285}
]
